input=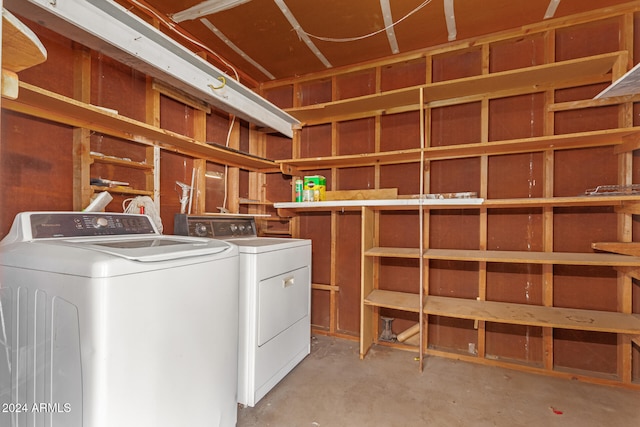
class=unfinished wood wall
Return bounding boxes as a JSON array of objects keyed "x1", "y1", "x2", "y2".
[
  {"x1": 260, "y1": 7, "x2": 640, "y2": 386},
  {"x1": 0, "y1": 18, "x2": 243, "y2": 236}
]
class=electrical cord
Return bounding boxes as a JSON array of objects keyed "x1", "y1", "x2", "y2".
[{"x1": 300, "y1": 0, "x2": 433, "y2": 43}]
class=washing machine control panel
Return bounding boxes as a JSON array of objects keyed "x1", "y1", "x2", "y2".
[
  {"x1": 174, "y1": 214, "x2": 257, "y2": 239},
  {"x1": 28, "y1": 213, "x2": 157, "y2": 238}
]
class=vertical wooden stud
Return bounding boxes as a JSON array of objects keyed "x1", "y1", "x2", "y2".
[
  {"x1": 542, "y1": 28, "x2": 556, "y2": 373},
  {"x1": 616, "y1": 12, "x2": 634, "y2": 384},
  {"x1": 72, "y1": 44, "x2": 92, "y2": 211}
]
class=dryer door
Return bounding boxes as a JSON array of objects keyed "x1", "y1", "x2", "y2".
[{"x1": 257, "y1": 266, "x2": 310, "y2": 346}]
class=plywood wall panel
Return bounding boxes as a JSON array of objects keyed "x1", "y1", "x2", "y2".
[
  {"x1": 300, "y1": 213, "x2": 332, "y2": 285},
  {"x1": 265, "y1": 133, "x2": 293, "y2": 160},
  {"x1": 206, "y1": 109, "x2": 233, "y2": 146},
  {"x1": 554, "y1": 265, "x2": 618, "y2": 311},
  {"x1": 91, "y1": 52, "x2": 147, "y2": 122},
  {"x1": 430, "y1": 211, "x2": 481, "y2": 249},
  {"x1": 336, "y1": 212, "x2": 361, "y2": 334},
  {"x1": 489, "y1": 35, "x2": 546, "y2": 72},
  {"x1": 379, "y1": 212, "x2": 420, "y2": 247},
  {"x1": 159, "y1": 151, "x2": 193, "y2": 234},
  {"x1": 265, "y1": 172, "x2": 293, "y2": 204},
  {"x1": 554, "y1": 330, "x2": 618, "y2": 374},
  {"x1": 554, "y1": 147, "x2": 618, "y2": 197},
  {"x1": 554, "y1": 208, "x2": 617, "y2": 252},
  {"x1": 432, "y1": 48, "x2": 482, "y2": 82},
  {"x1": 485, "y1": 323, "x2": 543, "y2": 364},
  {"x1": 486, "y1": 264, "x2": 543, "y2": 304},
  {"x1": 311, "y1": 289, "x2": 331, "y2": 330},
  {"x1": 160, "y1": 95, "x2": 195, "y2": 138},
  {"x1": 429, "y1": 260, "x2": 479, "y2": 299},
  {"x1": 337, "y1": 167, "x2": 375, "y2": 191},
  {"x1": 430, "y1": 103, "x2": 482, "y2": 147},
  {"x1": 489, "y1": 94, "x2": 544, "y2": 141},
  {"x1": 298, "y1": 79, "x2": 332, "y2": 106},
  {"x1": 487, "y1": 209, "x2": 543, "y2": 251},
  {"x1": 488, "y1": 153, "x2": 544, "y2": 199},
  {"x1": 380, "y1": 111, "x2": 420, "y2": 151},
  {"x1": 337, "y1": 118, "x2": 375, "y2": 155},
  {"x1": 263, "y1": 84, "x2": 294, "y2": 109},
  {"x1": 430, "y1": 158, "x2": 482, "y2": 194},
  {"x1": 16, "y1": 19, "x2": 74, "y2": 97},
  {"x1": 380, "y1": 59, "x2": 426, "y2": 91},
  {"x1": 336, "y1": 69, "x2": 376, "y2": 100},
  {"x1": 300, "y1": 125, "x2": 332, "y2": 158},
  {"x1": 0, "y1": 112, "x2": 74, "y2": 236},
  {"x1": 380, "y1": 163, "x2": 421, "y2": 195},
  {"x1": 428, "y1": 316, "x2": 477, "y2": 353},
  {"x1": 555, "y1": 18, "x2": 620, "y2": 61}
]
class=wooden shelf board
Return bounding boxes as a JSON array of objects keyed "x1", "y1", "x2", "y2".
[
  {"x1": 91, "y1": 185, "x2": 153, "y2": 196},
  {"x1": 424, "y1": 248, "x2": 640, "y2": 266},
  {"x1": 2, "y1": 9, "x2": 47, "y2": 73},
  {"x1": 423, "y1": 127, "x2": 638, "y2": 161},
  {"x1": 424, "y1": 295, "x2": 640, "y2": 335},
  {"x1": 365, "y1": 247, "x2": 421, "y2": 258},
  {"x1": 483, "y1": 195, "x2": 640, "y2": 208},
  {"x1": 364, "y1": 247, "x2": 640, "y2": 265},
  {"x1": 3, "y1": 82, "x2": 279, "y2": 172},
  {"x1": 365, "y1": 290, "x2": 640, "y2": 334},
  {"x1": 423, "y1": 51, "x2": 619, "y2": 103},
  {"x1": 277, "y1": 127, "x2": 639, "y2": 171},
  {"x1": 364, "y1": 289, "x2": 421, "y2": 312},
  {"x1": 591, "y1": 242, "x2": 640, "y2": 257},
  {"x1": 91, "y1": 154, "x2": 153, "y2": 170},
  {"x1": 286, "y1": 52, "x2": 621, "y2": 124},
  {"x1": 275, "y1": 195, "x2": 640, "y2": 215},
  {"x1": 275, "y1": 198, "x2": 483, "y2": 210}
]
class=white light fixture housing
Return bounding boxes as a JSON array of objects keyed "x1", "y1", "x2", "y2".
[
  {"x1": 172, "y1": 0, "x2": 251, "y2": 23},
  {"x1": 5, "y1": 0, "x2": 298, "y2": 137}
]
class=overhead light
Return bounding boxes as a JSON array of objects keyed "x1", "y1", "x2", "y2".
[
  {"x1": 205, "y1": 171, "x2": 224, "y2": 180},
  {"x1": 6, "y1": 0, "x2": 299, "y2": 137},
  {"x1": 172, "y1": 0, "x2": 251, "y2": 23}
]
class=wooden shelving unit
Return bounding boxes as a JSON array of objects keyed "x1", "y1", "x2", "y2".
[
  {"x1": 269, "y1": 13, "x2": 640, "y2": 386},
  {"x1": 3, "y1": 82, "x2": 279, "y2": 172},
  {"x1": 278, "y1": 127, "x2": 640, "y2": 173},
  {"x1": 285, "y1": 51, "x2": 623, "y2": 126}
]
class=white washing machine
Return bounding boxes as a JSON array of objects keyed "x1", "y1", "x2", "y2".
[
  {"x1": 175, "y1": 214, "x2": 311, "y2": 407},
  {"x1": 0, "y1": 212, "x2": 239, "y2": 427}
]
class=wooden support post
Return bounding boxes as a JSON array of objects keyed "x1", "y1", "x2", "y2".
[{"x1": 72, "y1": 44, "x2": 92, "y2": 211}]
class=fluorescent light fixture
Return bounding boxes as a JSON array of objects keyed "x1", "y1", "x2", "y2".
[
  {"x1": 205, "y1": 171, "x2": 224, "y2": 179},
  {"x1": 5, "y1": 0, "x2": 299, "y2": 137},
  {"x1": 172, "y1": 0, "x2": 251, "y2": 23}
]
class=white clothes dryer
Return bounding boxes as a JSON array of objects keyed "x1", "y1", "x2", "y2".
[
  {"x1": 0, "y1": 212, "x2": 239, "y2": 427},
  {"x1": 175, "y1": 214, "x2": 311, "y2": 407}
]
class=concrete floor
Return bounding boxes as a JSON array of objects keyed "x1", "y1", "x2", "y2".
[{"x1": 238, "y1": 335, "x2": 640, "y2": 427}]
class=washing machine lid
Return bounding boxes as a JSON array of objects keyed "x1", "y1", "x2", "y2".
[
  {"x1": 0, "y1": 211, "x2": 236, "y2": 264},
  {"x1": 42, "y1": 235, "x2": 233, "y2": 262}
]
